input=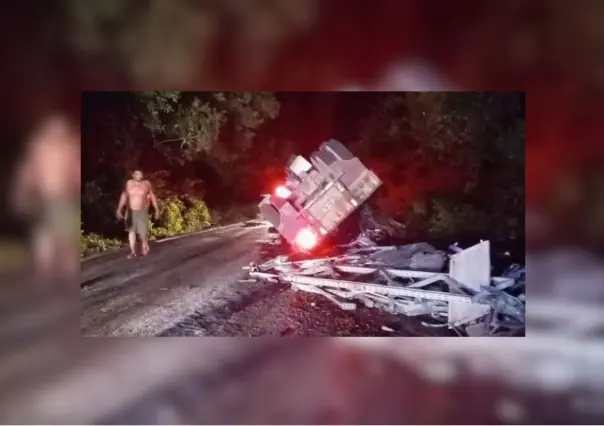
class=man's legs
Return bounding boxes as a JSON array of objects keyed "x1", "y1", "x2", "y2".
[
  {"x1": 139, "y1": 214, "x2": 150, "y2": 255},
  {"x1": 140, "y1": 232, "x2": 149, "y2": 255},
  {"x1": 132, "y1": 210, "x2": 150, "y2": 256},
  {"x1": 125, "y1": 209, "x2": 137, "y2": 258},
  {"x1": 127, "y1": 230, "x2": 137, "y2": 258}
]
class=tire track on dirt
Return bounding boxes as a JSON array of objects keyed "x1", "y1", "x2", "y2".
[
  {"x1": 81, "y1": 225, "x2": 268, "y2": 336},
  {"x1": 158, "y1": 280, "x2": 289, "y2": 336}
]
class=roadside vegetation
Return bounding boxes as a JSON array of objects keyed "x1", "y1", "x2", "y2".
[
  {"x1": 80, "y1": 201, "x2": 257, "y2": 258},
  {"x1": 81, "y1": 91, "x2": 524, "y2": 258}
]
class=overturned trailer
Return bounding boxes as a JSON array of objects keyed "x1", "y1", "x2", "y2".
[
  {"x1": 245, "y1": 140, "x2": 525, "y2": 336},
  {"x1": 258, "y1": 139, "x2": 382, "y2": 250}
]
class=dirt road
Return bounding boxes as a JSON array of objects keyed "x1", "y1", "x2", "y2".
[{"x1": 81, "y1": 223, "x2": 443, "y2": 337}]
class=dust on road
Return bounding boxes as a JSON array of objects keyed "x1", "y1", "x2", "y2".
[{"x1": 81, "y1": 223, "x2": 451, "y2": 337}]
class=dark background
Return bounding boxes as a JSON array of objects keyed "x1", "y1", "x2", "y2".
[
  {"x1": 0, "y1": 1, "x2": 603, "y2": 423},
  {"x1": 1, "y1": 0, "x2": 602, "y2": 254},
  {"x1": 81, "y1": 91, "x2": 525, "y2": 251}
]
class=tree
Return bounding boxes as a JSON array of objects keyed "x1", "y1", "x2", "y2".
[
  {"x1": 357, "y1": 92, "x2": 525, "y2": 241},
  {"x1": 138, "y1": 91, "x2": 280, "y2": 163},
  {"x1": 80, "y1": 91, "x2": 283, "y2": 238}
]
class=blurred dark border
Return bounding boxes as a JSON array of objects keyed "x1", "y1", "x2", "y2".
[{"x1": 1, "y1": 0, "x2": 603, "y2": 423}]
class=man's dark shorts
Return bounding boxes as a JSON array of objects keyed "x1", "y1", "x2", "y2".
[{"x1": 126, "y1": 209, "x2": 149, "y2": 237}]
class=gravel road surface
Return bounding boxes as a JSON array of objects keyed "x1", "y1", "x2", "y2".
[{"x1": 81, "y1": 222, "x2": 448, "y2": 337}]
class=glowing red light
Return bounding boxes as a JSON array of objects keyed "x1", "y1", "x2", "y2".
[
  {"x1": 275, "y1": 185, "x2": 291, "y2": 198},
  {"x1": 295, "y1": 228, "x2": 318, "y2": 250}
]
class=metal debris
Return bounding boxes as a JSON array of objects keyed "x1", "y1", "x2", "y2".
[
  {"x1": 247, "y1": 140, "x2": 524, "y2": 336},
  {"x1": 244, "y1": 233, "x2": 526, "y2": 336}
]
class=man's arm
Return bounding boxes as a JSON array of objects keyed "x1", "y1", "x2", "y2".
[
  {"x1": 116, "y1": 189, "x2": 128, "y2": 219},
  {"x1": 146, "y1": 181, "x2": 159, "y2": 213}
]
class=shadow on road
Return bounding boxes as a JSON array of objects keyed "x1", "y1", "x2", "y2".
[
  {"x1": 81, "y1": 236, "x2": 236, "y2": 291},
  {"x1": 158, "y1": 281, "x2": 288, "y2": 336}
]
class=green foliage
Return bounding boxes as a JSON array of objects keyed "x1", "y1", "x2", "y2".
[
  {"x1": 141, "y1": 91, "x2": 226, "y2": 160},
  {"x1": 359, "y1": 92, "x2": 525, "y2": 242},
  {"x1": 149, "y1": 196, "x2": 212, "y2": 239},
  {"x1": 81, "y1": 90, "x2": 282, "y2": 243},
  {"x1": 150, "y1": 196, "x2": 186, "y2": 237},
  {"x1": 138, "y1": 91, "x2": 280, "y2": 162},
  {"x1": 81, "y1": 230, "x2": 123, "y2": 258},
  {"x1": 213, "y1": 92, "x2": 281, "y2": 130},
  {"x1": 182, "y1": 197, "x2": 211, "y2": 232},
  {"x1": 81, "y1": 91, "x2": 524, "y2": 251}
]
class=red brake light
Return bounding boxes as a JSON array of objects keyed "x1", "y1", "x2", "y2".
[
  {"x1": 295, "y1": 228, "x2": 318, "y2": 250},
  {"x1": 275, "y1": 185, "x2": 291, "y2": 198}
]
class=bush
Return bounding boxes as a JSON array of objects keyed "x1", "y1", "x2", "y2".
[
  {"x1": 182, "y1": 197, "x2": 211, "y2": 232},
  {"x1": 81, "y1": 230, "x2": 123, "y2": 258},
  {"x1": 148, "y1": 222, "x2": 170, "y2": 240},
  {"x1": 81, "y1": 196, "x2": 214, "y2": 252},
  {"x1": 150, "y1": 196, "x2": 212, "y2": 239},
  {"x1": 150, "y1": 196, "x2": 185, "y2": 238}
]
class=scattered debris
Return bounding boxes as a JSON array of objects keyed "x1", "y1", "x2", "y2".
[
  {"x1": 244, "y1": 140, "x2": 525, "y2": 336},
  {"x1": 244, "y1": 234, "x2": 525, "y2": 336}
]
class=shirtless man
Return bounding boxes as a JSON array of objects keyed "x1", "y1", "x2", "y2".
[
  {"x1": 10, "y1": 115, "x2": 80, "y2": 283},
  {"x1": 116, "y1": 170, "x2": 159, "y2": 258}
]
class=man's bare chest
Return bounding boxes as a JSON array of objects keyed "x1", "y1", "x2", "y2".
[{"x1": 127, "y1": 182, "x2": 148, "y2": 196}]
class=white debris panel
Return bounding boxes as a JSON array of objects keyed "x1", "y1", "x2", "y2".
[{"x1": 244, "y1": 236, "x2": 525, "y2": 337}]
